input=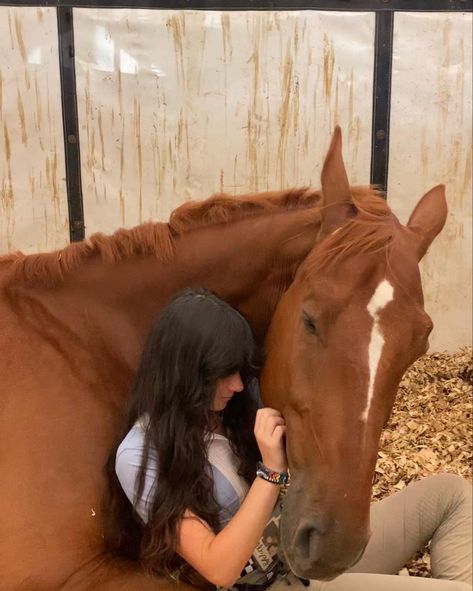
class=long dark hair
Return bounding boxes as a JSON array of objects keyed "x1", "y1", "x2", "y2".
[{"x1": 104, "y1": 288, "x2": 261, "y2": 585}]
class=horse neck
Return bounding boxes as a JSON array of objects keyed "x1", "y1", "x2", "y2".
[{"x1": 6, "y1": 205, "x2": 321, "y2": 371}]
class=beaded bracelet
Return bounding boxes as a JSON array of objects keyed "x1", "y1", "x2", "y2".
[{"x1": 256, "y1": 461, "x2": 289, "y2": 486}]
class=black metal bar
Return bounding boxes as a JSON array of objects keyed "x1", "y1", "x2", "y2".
[
  {"x1": 370, "y1": 10, "x2": 393, "y2": 193},
  {"x1": 1, "y1": 0, "x2": 471, "y2": 10},
  {"x1": 57, "y1": 6, "x2": 85, "y2": 242}
]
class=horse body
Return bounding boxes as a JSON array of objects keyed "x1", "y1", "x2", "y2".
[
  {"x1": 0, "y1": 128, "x2": 447, "y2": 588},
  {"x1": 0, "y1": 192, "x2": 321, "y2": 589}
]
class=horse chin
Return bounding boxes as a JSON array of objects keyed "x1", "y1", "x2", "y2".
[{"x1": 281, "y1": 541, "x2": 368, "y2": 581}]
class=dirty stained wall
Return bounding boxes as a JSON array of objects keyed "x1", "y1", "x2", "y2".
[
  {"x1": 0, "y1": 7, "x2": 471, "y2": 352},
  {"x1": 0, "y1": 7, "x2": 68, "y2": 254},
  {"x1": 73, "y1": 9, "x2": 374, "y2": 233},
  {"x1": 389, "y1": 12, "x2": 472, "y2": 351}
]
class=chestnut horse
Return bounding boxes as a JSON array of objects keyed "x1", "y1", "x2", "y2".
[
  {"x1": 260, "y1": 129, "x2": 447, "y2": 580},
  {"x1": 0, "y1": 128, "x2": 446, "y2": 590},
  {"x1": 1, "y1": 165, "x2": 322, "y2": 589}
]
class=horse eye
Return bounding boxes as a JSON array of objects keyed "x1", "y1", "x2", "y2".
[{"x1": 302, "y1": 311, "x2": 317, "y2": 335}]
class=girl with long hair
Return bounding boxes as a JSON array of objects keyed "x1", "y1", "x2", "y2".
[{"x1": 105, "y1": 288, "x2": 289, "y2": 588}]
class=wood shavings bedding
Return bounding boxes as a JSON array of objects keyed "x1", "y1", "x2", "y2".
[{"x1": 374, "y1": 347, "x2": 472, "y2": 577}]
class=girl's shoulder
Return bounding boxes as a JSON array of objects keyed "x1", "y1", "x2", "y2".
[
  {"x1": 115, "y1": 415, "x2": 158, "y2": 523},
  {"x1": 116, "y1": 415, "x2": 150, "y2": 458}
]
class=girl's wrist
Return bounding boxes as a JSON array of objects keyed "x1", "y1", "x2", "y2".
[
  {"x1": 260, "y1": 459, "x2": 287, "y2": 474},
  {"x1": 256, "y1": 461, "x2": 289, "y2": 486}
]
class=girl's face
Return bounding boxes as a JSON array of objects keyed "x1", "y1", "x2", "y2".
[{"x1": 211, "y1": 372, "x2": 244, "y2": 411}]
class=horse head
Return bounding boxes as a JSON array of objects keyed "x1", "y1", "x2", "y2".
[{"x1": 260, "y1": 128, "x2": 447, "y2": 580}]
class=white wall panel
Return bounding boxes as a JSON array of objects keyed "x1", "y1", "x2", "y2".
[
  {"x1": 389, "y1": 12, "x2": 472, "y2": 351},
  {"x1": 73, "y1": 9, "x2": 375, "y2": 234},
  {"x1": 1, "y1": 7, "x2": 469, "y2": 352},
  {"x1": 0, "y1": 7, "x2": 69, "y2": 254}
]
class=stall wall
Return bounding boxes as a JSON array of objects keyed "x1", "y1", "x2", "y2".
[
  {"x1": 0, "y1": 7, "x2": 69, "y2": 253},
  {"x1": 73, "y1": 9, "x2": 374, "y2": 233},
  {"x1": 389, "y1": 12, "x2": 472, "y2": 351},
  {"x1": 0, "y1": 7, "x2": 471, "y2": 352}
]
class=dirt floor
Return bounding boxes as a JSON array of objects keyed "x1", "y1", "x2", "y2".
[{"x1": 374, "y1": 347, "x2": 472, "y2": 577}]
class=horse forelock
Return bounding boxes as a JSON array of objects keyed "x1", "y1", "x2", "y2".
[
  {"x1": 0, "y1": 188, "x2": 320, "y2": 288},
  {"x1": 304, "y1": 187, "x2": 396, "y2": 275}
]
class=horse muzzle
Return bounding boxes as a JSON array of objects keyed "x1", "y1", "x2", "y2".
[{"x1": 279, "y1": 488, "x2": 371, "y2": 580}]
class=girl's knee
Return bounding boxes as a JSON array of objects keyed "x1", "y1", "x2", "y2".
[
  {"x1": 431, "y1": 474, "x2": 471, "y2": 497},
  {"x1": 423, "y1": 473, "x2": 472, "y2": 514}
]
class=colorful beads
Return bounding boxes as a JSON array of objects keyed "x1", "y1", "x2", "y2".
[{"x1": 256, "y1": 461, "x2": 290, "y2": 486}]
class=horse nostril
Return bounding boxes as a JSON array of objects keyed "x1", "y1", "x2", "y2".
[{"x1": 294, "y1": 518, "x2": 328, "y2": 562}]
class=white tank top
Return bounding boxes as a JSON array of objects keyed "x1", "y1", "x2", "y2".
[{"x1": 115, "y1": 417, "x2": 250, "y2": 529}]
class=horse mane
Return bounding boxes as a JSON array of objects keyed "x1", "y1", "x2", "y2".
[
  {"x1": 1, "y1": 188, "x2": 320, "y2": 287},
  {"x1": 305, "y1": 186, "x2": 395, "y2": 274}
]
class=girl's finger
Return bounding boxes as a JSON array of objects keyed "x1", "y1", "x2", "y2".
[
  {"x1": 260, "y1": 408, "x2": 282, "y2": 419},
  {"x1": 266, "y1": 417, "x2": 285, "y2": 433},
  {"x1": 255, "y1": 408, "x2": 274, "y2": 430},
  {"x1": 254, "y1": 408, "x2": 263, "y2": 432},
  {"x1": 272, "y1": 425, "x2": 287, "y2": 440}
]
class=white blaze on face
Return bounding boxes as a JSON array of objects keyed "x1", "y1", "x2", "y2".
[{"x1": 362, "y1": 279, "x2": 394, "y2": 422}]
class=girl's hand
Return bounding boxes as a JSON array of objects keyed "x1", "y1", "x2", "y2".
[{"x1": 254, "y1": 408, "x2": 288, "y2": 473}]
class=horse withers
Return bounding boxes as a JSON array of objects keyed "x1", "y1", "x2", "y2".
[{"x1": 260, "y1": 128, "x2": 447, "y2": 581}]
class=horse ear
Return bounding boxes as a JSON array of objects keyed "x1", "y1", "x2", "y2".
[
  {"x1": 319, "y1": 126, "x2": 355, "y2": 236},
  {"x1": 407, "y1": 185, "x2": 448, "y2": 261}
]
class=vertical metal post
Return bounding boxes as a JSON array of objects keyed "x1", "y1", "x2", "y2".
[
  {"x1": 57, "y1": 6, "x2": 85, "y2": 242},
  {"x1": 370, "y1": 10, "x2": 394, "y2": 194}
]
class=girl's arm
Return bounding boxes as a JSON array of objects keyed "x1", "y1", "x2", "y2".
[
  {"x1": 177, "y1": 476, "x2": 281, "y2": 587},
  {"x1": 177, "y1": 407, "x2": 287, "y2": 587}
]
